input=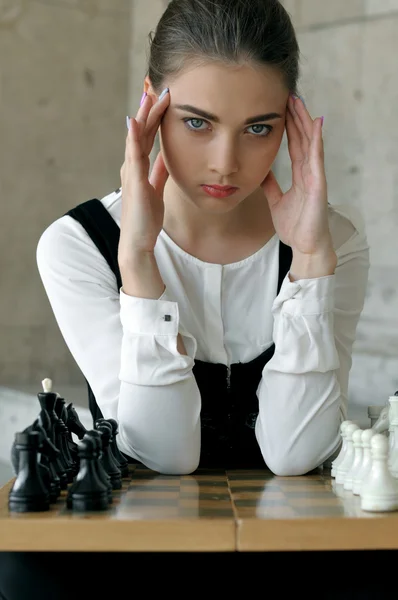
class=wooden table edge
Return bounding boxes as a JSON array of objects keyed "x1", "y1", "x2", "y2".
[{"x1": 236, "y1": 515, "x2": 398, "y2": 551}]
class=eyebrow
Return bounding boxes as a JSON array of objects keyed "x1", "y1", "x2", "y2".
[{"x1": 174, "y1": 104, "x2": 283, "y2": 125}]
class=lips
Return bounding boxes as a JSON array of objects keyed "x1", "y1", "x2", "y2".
[{"x1": 203, "y1": 185, "x2": 238, "y2": 191}]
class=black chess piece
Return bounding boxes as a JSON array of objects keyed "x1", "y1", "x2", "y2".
[
  {"x1": 97, "y1": 418, "x2": 130, "y2": 478},
  {"x1": 37, "y1": 389, "x2": 69, "y2": 489},
  {"x1": 8, "y1": 431, "x2": 50, "y2": 513},
  {"x1": 53, "y1": 395, "x2": 78, "y2": 478},
  {"x1": 31, "y1": 420, "x2": 61, "y2": 503},
  {"x1": 84, "y1": 430, "x2": 113, "y2": 504},
  {"x1": 94, "y1": 420, "x2": 122, "y2": 490},
  {"x1": 68, "y1": 435, "x2": 109, "y2": 512},
  {"x1": 66, "y1": 403, "x2": 87, "y2": 440},
  {"x1": 59, "y1": 399, "x2": 79, "y2": 467}
]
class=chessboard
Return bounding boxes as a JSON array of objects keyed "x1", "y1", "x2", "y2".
[
  {"x1": 2, "y1": 464, "x2": 398, "y2": 552},
  {"x1": 2, "y1": 378, "x2": 398, "y2": 552}
]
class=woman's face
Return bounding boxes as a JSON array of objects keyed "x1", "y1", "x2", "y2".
[{"x1": 148, "y1": 61, "x2": 289, "y2": 212}]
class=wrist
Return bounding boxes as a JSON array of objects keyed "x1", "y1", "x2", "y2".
[
  {"x1": 119, "y1": 252, "x2": 166, "y2": 299},
  {"x1": 289, "y1": 248, "x2": 337, "y2": 282}
]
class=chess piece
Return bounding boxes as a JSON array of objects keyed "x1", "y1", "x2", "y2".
[
  {"x1": 54, "y1": 395, "x2": 78, "y2": 477},
  {"x1": 335, "y1": 422, "x2": 359, "y2": 485},
  {"x1": 343, "y1": 428, "x2": 363, "y2": 491},
  {"x1": 37, "y1": 378, "x2": 69, "y2": 488},
  {"x1": 8, "y1": 431, "x2": 50, "y2": 513},
  {"x1": 31, "y1": 420, "x2": 61, "y2": 503},
  {"x1": 97, "y1": 418, "x2": 129, "y2": 478},
  {"x1": 360, "y1": 433, "x2": 398, "y2": 512},
  {"x1": 388, "y1": 393, "x2": 398, "y2": 477},
  {"x1": 94, "y1": 420, "x2": 122, "y2": 490},
  {"x1": 69, "y1": 436, "x2": 109, "y2": 512},
  {"x1": 331, "y1": 420, "x2": 353, "y2": 478},
  {"x1": 66, "y1": 403, "x2": 87, "y2": 440},
  {"x1": 84, "y1": 430, "x2": 113, "y2": 504},
  {"x1": 353, "y1": 428, "x2": 375, "y2": 496},
  {"x1": 59, "y1": 399, "x2": 79, "y2": 466},
  {"x1": 371, "y1": 403, "x2": 390, "y2": 435}
]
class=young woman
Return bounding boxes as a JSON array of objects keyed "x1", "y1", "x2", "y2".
[{"x1": 36, "y1": 0, "x2": 369, "y2": 477}]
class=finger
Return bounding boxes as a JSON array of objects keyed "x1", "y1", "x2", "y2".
[
  {"x1": 293, "y1": 96, "x2": 315, "y2": 146},
  {"x1": 144, "y1": 89, "x2": 170, "y2": 139},
  {"x1": 135, "y1": 93, "x2": 154, "y2": 138},
  {"x1": 309, "y1": 117, "x2": 326, "y2": 177},
  {"x1": 261, "y1": 170, "x2": 283, "y2": 208},
  {"x1": 149, "y1": 151, "x2": 169, "y2": 194},
  {"x1": 125, "y1": 117, "x2": 149, "y2": 181},
  {"x1": 285, "y1": 107, "x2": 305, "y2": 163},
  {"x1": 289, "y1": 96, "x2": 310, "y2": 155}
]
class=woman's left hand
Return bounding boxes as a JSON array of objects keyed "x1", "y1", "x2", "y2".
[{"x1": 261, "y1": 96, "x2": 333, "y2": 257}]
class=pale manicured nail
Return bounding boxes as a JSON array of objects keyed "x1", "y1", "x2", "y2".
[
  {"x1": 140, "y1": 92, "x2": 147, "y2": 106},
  {"x1": 299, "y1": 95, "x2": 306, "y2": 107},
  {"x1": 321, "y1": 116, "x2": 325, "y2": 126},
  {"x1": 158, "y1": 87, "x2": 169, "y2": 102},
  {"x1": 126, "y1": 116, "x2": 131, "y2": 130}
]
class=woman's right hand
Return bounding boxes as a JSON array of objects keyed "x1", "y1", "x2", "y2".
[{"x1": 118, "y1": 88, "x2": 170, "y2": 263}]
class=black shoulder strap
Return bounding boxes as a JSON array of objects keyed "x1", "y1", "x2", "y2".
[
  {"x1": 65, "y1": 198, "x2": 122, "y2": 291},
  {"x1": 278, "y1": 240, "x2": 293, "y2": 293}
]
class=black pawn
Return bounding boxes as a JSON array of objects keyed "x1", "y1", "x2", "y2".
[
  {"x1": 98, "y1": 418, "x2": 130, "y2": 478},
  {"x1": 8, "y1": 431, "x2": 50, "y2": 513},
  {"x1": 94, "y1": 421, "x2": 122, "y2": 490},
  {"x1": 68, "y1": 436, "x2": 109, "y2": 512}
]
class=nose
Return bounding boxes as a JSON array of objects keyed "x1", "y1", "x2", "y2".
[{"x1": 208, "y1": 135, "x2": 239, "y2": 176}]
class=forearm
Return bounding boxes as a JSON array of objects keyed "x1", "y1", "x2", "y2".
[
  {"x1": 256, "y1": 275, "x2": 342, "y2": 476},
  {"x1": 289, "y1": 248, "x2": 337, "y2": 281},
  {"x1": 119, "y1": 252, "x2": 187, "y2": 355}
]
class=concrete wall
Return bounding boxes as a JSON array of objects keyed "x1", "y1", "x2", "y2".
[{"x1": 0, "y1": 0, "x2": 132, "y2": 390}]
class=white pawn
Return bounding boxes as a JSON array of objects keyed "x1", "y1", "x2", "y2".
[
  {"x1": 335, "y1": 422, "x2": 359, "y2": 485},
  {"x1": 353, "y1": 429, "x2": 375, "y2": 495},
  {"x1": 331, "y1": 420, "x2": 353, "y2": 478},
  {"x1": 360, "y1": 433, "x2": 398, "y2": 512},
  {"x1": 344, "y1": 428, "x2": 363, "y2": 491}
]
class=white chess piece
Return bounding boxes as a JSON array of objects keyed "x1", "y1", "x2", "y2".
[
  {"x1": 335, "y1": 422, "x2": 359, "y2": 485},
  {"x1": 344, "y1": 428, "x2": 363, "y2": 491},
  {"x1": 371, "y1": 404, "x2": 390, "y2": 435},
  {"x1": 388, "y1": 395, "x2": 398, "y2": 477},
  {"x1": 331, "y1": 420, "x2": 353, "y2": 478},
  {"x1": 360, "y1": 433, "x2": 398, "y2": 512},
  {"x1": 353, "y1": 429, "x2": 375, "y2": 495}
]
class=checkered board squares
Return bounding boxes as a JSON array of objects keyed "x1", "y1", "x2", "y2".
[
  {"x1": 114, "y1": 466, "x2": 234, "y2": 519},
  {"x1": 227, "y1": 469, "x2": 375, "y2": 519}
]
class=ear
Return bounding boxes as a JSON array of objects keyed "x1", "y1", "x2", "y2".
[{"x1": 143, "y1": 76, "x2": 155, "y2": 96}]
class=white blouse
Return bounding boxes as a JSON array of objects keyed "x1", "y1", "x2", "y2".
[{"x1": 36, "y1": 189, "x2": 370, "y2": 475}]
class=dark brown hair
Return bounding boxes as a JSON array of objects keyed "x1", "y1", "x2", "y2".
[{"x1": 146, "y1": 0, "x2": 300, "y2": 95}]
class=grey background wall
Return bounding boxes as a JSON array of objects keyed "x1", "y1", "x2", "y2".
[{"x1": 0, "y1": 0, "x2": 397, "y2": 421}]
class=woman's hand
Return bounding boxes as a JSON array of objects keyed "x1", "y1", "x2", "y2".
[
  {"x1": 118, "y1": 88, "x2": 170, "y2": 264},
  {"x1": 261, "y1": 96, "x2": 333, "y2": 260}
]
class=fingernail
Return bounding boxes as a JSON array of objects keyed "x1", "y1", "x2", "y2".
[
  {"x1": 140, "y1": 92, "x2": 147, "y2": 106},
  {"x1": 126, "y1": 116, "x2": 131, "y2": 130},
  {"x1": 321, "y1": 116, "x2": 325, "y2": 127},
  {"x1": 158, "y1": 87, "x2": 169, "y2": 102},
  {"x1": 299, "y1": 95, "x2": 306, "y2": 107}
]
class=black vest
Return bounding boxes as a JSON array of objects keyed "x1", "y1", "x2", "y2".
[{"x1": 65, "y1": 198, "x2": 292, "y2": 468}]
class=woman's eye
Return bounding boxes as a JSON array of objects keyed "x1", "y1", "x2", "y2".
[
  {"x1": 183, "y1": 118, "x2": 272, "y2": 137},
  {"x1": 247, "y1": 124, "x2": 272, "y2": 137},
  {"x1": 184, "y1": 118, "x2": 207, "y2": 131}
]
